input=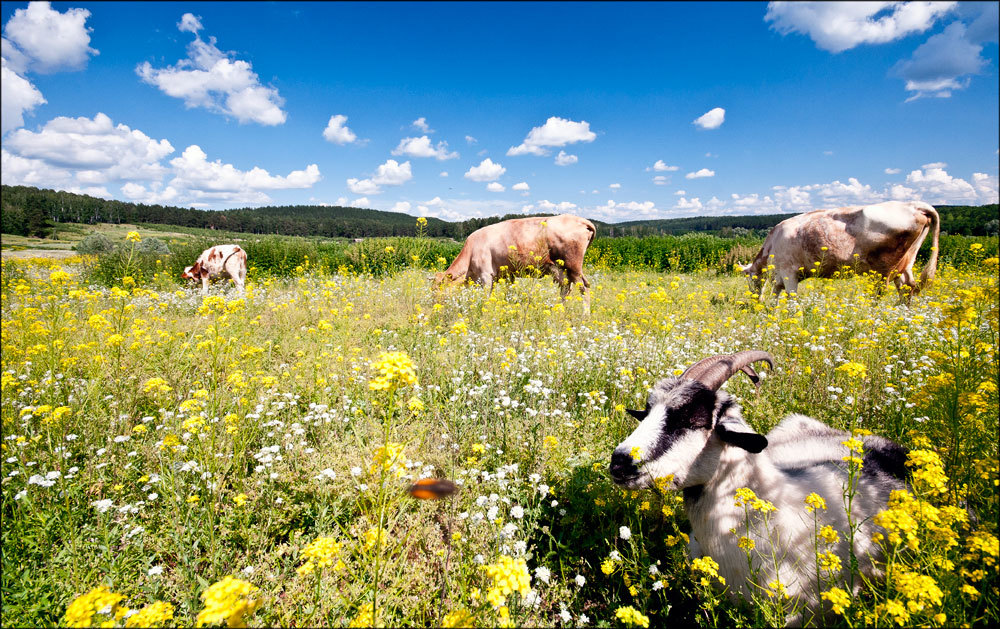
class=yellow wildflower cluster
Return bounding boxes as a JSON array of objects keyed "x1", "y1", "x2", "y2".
[
  {"x1": 125, "y1": 601, "x2": 175, "y2": 628},
  {"x1": 368, "y1": 351, "x2": 418, "y2": 391},
  {"x1": 890, "y1": 568, "x2": 944, "y2": 614},
  {"x1": 348, "y1": 603, "x2": 382, "y2": 628},
  {"x1": 691, "y1": 556, "x2": 726, "y2": 586},
  {"x1": 143, "y1": 377, "x2": 172, "y2": 394},
  {"x1": 441, "y1": 608, "x2": 474, "y2": 628},
  {"x1": 821, "y1": 587, "x2": 851, "y2": 615},
  {"x1": 906, "y1": 449, "x2": 948, "y2": 496},
  {"x1": 835, "y1": 361, "x2": 867, "y2": 379},
  {"x1": 804, "y1": 492, "x2": 827, "y2": 512},
  {"x1": 614, "y1": 605, "x2": 651, "y2": 627},
  {"x1": 62, "y1": 586, "x2": 125, "y2": 628},
  {"x1": 297, "y1": 536, "x2": 344, "y2": 576},
  {"x1": 362, "y1": 526, "x2": 386, "y2": 552},
  {"x1": 370, "y1": 442, "x2": 408, "y2": 478},
  {"x1": 481, "y1": 556, "x2": 531, "y2": 608},
  {"x1": 734, "y1": 487, "x2": 777, "y2": 513},
  {"x1": 841, "y1": 436, "x2": 865, "y2": 468},
  {"x1": 195, "y1": 576, "x2": 262, "y2": 628}
]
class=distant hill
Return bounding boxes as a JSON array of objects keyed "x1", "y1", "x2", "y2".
[{"x1": 2, "y1": 184, "x2": 997, "y2": 239}]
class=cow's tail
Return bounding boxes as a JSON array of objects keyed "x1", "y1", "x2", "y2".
[
  {"x1": 582, "y1": 218, "x2": 597, "y2": 245},
  {"x1": 916, "y1": 206, "x2": 940, "y2": 292}
]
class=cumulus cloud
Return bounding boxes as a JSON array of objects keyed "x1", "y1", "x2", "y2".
[
  {"x1": 136, "y1": 15, "x2": 286, "y2": 125},
  {"x1": 765, "y1": 1, "x2": 955, "y2": 53},
  {"x1": 894, "y1": 20, "x2": 990, "y2": 100},
  {"x1": 412, "y1": 117, "x2": 433, "y2": 133},
  {"x1": 3, "y1": 113, "x2": 174, "y2": 182},
  {"x1": 685, "y1": 168, "x2": 715, "y2": 179},
  {"x1": 885, "y1": 167, "x2": 901, "y2": 174},
  {"x1": 554, "y1": 150, "x2": 578, "y2": 166},
  {"x1": 3, "y1": 1, "x2": 98, "y2": 73},
  {"x1": 653, "y1": 176, "x2": 669, "y2": 185},
  {"x1": 439, "y1": 171, "x2": 448, "y2": 177},
  {"x1": 1, "y1": 58, "x2": 45, "y2": 135},
  {"x1": 521, "y1": 200, "x2": 579, "y2": 214},
  {"x1": 648, "y1": 160, "x2": 679, "y2": 172},
  {"x1": 322, "y1": 114, "x2": 358, "y2": 144},
  {"x1": 347, "y1": 159, "x2": 412, "y2": 194},
  {"x1": 354, "y1": 197, "x2": 371, "y2": 207},
  {"x1": 178, "y1": 12, "x2": 203, "y2": 34},
  {"x1": 609, "y1": 183, "x2": 621, "y2": 189},
  {"x1": 512, "y1": 181, "x2": 530, "y2": 191},
  {"x1": 392, "y1": 135, "x2": 458, "y2": 160},
  {"x1": 507, "y1": 116, "x2": 596, "y2": 156},
  {"x1": 692, "y1": 107, "x2": 726, "y2": 130},
  {"x1": 486, "y1": 182, "x2": 505, "y2": 192},
  {"x1": 465, "y1": 135, "x2": 477, "y2": 144},
  {"x1": 464, "y1": 158, "x2": 505, "y2": 182},
  {"x1": 390, "y1": 201, "x2": 411, "y2": 213},
  {"x1": 168, "y1": 145, "x2": 320, "y2": 197},
  {"x1": 674, "y1": 189, "x2": 686, "y2": 195}
]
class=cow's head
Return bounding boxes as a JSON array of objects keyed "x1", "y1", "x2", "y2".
[
  {"x1": 182, "y1": 261, "x2": 206, "y2": 282},
  {"x1": 609, "y1": 352, "x2": 772, "y2": 490},
  {"x1": 432, "y1": 271, "x2": 464, "y2": 290},
  {"x1": 739, "y1": 263, "x2": 764, "y2": 295}
]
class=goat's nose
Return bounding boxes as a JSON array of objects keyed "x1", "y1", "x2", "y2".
[{"x1": 609, "y1": 450, "x2": 639, "y2": 480}]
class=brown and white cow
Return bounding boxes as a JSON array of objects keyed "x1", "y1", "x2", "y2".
[
  {"x1": 434, "y1": 214, "x2": 596, "y2": 312},
  {"x1": 740, "y1": 200, "x2": 939, "y2": 301},
  {"x1": 182, "y1": 244, "x2": 248, "y2": 294}
]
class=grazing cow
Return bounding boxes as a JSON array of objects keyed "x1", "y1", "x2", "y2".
[
  {"x1": 182, "y1": 245, "x2": 247, "y2": 294},
  {"x1": 740, "y1": 200, "x2": 939, "y2": 300},
  {"x1": 434, "y1": 214, "x2": 596, "y2": 312}
]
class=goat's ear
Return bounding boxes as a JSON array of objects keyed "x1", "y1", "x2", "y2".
[
  {"x1": 715, "y1": 419, "x2": 768, "y2": 453},
  {"x1": 626, "y1": 403, "x2": 650, "y2": 422}
]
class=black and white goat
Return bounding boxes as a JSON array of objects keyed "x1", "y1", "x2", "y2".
[{"x1": 609, "y1": 351, "x2": 908, "y2": 621}]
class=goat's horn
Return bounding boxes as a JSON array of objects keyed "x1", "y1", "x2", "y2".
[{"x1": 680, "y1": 351, "x2": 775, "y2": 391}]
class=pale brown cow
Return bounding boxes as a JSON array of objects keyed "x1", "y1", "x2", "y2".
[
  {"x1": 740, "y1": 200, "x2": 939, "y2": 301},
  {"x1": 434, "y1": 214, "x2": 596, "y2": 312},
  {"x1": 182, "y1": 244, "x2": 248, "y2": 294}
]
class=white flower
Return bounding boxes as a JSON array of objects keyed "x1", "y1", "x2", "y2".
[
  {"x1": 534, "y1": 566, "x2": 551, "y2": 584},
  {"x1": 14, "y1": 490, "x2": 27, "y2": 501},
  {"x1": 578, "y1": 613, "x2": 590, "y2": 625},
  {"x1": 92, "y1": 499, "x2": 114, "y2": 513},
  {"x1": 486, "y1": 505, "x2": 499, "y2": 520},
  {"x1": 350, "y1": 466, "x2": 363, "y2": 477},
  {"x1": 538, "y1": 484, "x2": 550, "y2": 497},
  {"x1": 648, "y1": 564, "x2": 659, "y2": 575},
  {"x1": 315, "y1": 468, "x2": 337, "y2": 481},
  {"x1": 148, "y1": 493, "x2": 158, "y2": 501},
  {"x1": 28, "y1": 474, "x2": 55, "y2": 487},
  {"x1": 510, "y1": 505, "x2": 524, "y2": 519},
  {"x1": 652, "y1": 580, "x2": 664, "y2": 591},
  {"x1": 559, "y1": 609, "x2": 571, "y2": 622},
  {"x1": 148, "y1": 566, "x2": 164, "y2": 577},
  {"x1": 243, "y1": 565, "x2": 255, "y2": 575},
  {"x1": 609, "y1": 550, "x2": 621, "y2": 561},
  {"x1": 473, "y1": 554, "x2": 485, "y2": 564},
  {"x1": 619, "y1": 526, "x2": 632, "y2": 540},
  {"x1": 575, "y1": 574, "x2": 586, "y2": 587}
]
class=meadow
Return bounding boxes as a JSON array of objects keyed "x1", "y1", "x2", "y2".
[{"x1": 1, "y1": 230, "x2": 997, "y2": 628}]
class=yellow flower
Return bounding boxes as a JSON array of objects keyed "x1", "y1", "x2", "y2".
[
  {"x1": 818, "y1": 525, "x2": 839, "y2": 545},
  {"x1": 125, "y1": 601, "x2": 174, "y2": 628},
  {"x1": 441, "y1": 608, "x2": 474, "y2": 628},
  {"x1": 614, "y1": 606, "x2": 650, "y2": 628},
  {"x1": 348, "y1": 603, "x2": 382, "y2": 628},
  {"x1": 835, "y1": 361, "x2": 867, "y2": 379},
  {"x1": 407, "y1": 396, "x2": 425, "y2": 413},
  {"x1": 481, "y1": 556, "x2": 531, "y2": 608},
  {"x1": 821, "y1": 587, "x2": 851, "y2": 615},
  {"x1": 297, "y1": 536, "x2": 343, "y2": 575},
  {"x1": 126, "y1": 231, "x2": 142, "y2": 243},
  {"x1": 370, "y1": 442, "x2": 408, "y2": 478},
  {"x1": 804, "y1": 492, "x2": 827, "y2": 512},
  {"x1": 368, "y1": 351, "x2": 418, "y2": 391},
  {"x1": 63, "y1": 586, "x2": 125, "y2": 628},
  {"x1": 691, "y1": 556, "x2": 726, "y2": 585},
  {"x1": 195, "y1": 576, "x2": 261, "y2": 628}
]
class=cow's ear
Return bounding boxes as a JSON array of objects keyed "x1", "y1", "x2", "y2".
[{"x1": 626, "y1": 404, "x2": 650, "y2": 422}]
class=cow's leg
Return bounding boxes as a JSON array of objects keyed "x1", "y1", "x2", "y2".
[
  {"x1": 893, "y1": 270, "x2": 916, "y2": 304},
  {"x1": 201, "y1": 276, "x2": 209, "y2": 294},
  {"x1": 783, "y1": 276, "x2": 799, "y2": 296},
  {"x1": 566, "y1": 269, "x2": 591, "y2": 315}
]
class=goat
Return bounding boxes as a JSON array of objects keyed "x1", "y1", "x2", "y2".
[{"x1": 609, "y1": 351, "x2": 908, "y2": 624}]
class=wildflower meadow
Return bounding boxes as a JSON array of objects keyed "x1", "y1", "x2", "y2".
[{"x1": 2, "y1": 229, "x2": 997, "y2": 627}]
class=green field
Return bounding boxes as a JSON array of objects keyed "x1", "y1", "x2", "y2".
[{"x1": 2, "y1": 237, "x2": 997, "y2": 627}]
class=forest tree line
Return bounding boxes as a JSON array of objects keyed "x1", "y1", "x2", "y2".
[{"x1": 2, "y1": 184, "x2": 997, "y2": 240}]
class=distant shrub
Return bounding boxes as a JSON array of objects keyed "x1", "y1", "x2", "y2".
[
  {"x1": 134, "y1": 237, "x2": 170, "y2": 256},
  {"x1": 75, "y1": 233, "x2": 115, "y2": 255}
]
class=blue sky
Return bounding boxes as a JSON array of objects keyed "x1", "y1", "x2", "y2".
[{"x1": 2, "y1": 1, "x2": 997, "y2": 222}]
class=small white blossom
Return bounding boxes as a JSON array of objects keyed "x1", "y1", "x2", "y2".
[{"x1": 619, "y1": 526, "x2": 632, "y2": 540}]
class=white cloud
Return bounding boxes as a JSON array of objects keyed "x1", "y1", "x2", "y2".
[
  {"x1": 653, "y1": 176, "x2": 669, "y2": 185},
  {"x1": 522, "y1": 200, "x2": 579, "y2": 214},
  {"x1": 486, "y1": 182, "x2": 505, "y2": 192},
  {"x1": 512, "y1": 182, "x2": 530, "y2": 191},
  {"x1": 823, "y1": 150, "x2": 834, "y2": 156},
  {"x1": 507, "y1": 116, "x2": 596, "y2": 156},
  {"x1": 169, "y1": 144, "x2": 320, "y2": 193},
  {"x1": 609, "y1": 183, "x2": 621, "y2": 189},
  {"x1": 648, "y1": 160, "x2": 679, "y2": 172},
  {"x1": 592, "y1": 199, "x2": 660, "y2": 220},
  {"x1": 554, "y1": 150, "x2": 578, "y2": 166},
  {"x1": 464, "y1": 158, "x2": 505, "y2": 182},
  {"x1": 3, "y1": 112, "x2": 174, "y2": 182},
  {"x1": 692, "y1": 107, "x2": 725, "y2": 130},
  {"x1": 1, "y1": 58, "x2": 45, "y2": 135},
  {"x1": 322, "y1": 114, "x2": 358, "y2": 144},
  {"x1": 885, "y1": 167, "x2": 901, "y2": 174},
  {"x1": 972, "y1": 173, "x2": 999, "y2": 203},
  {"x1": 674, "y1": 189, "x2": 686, "y2": 195},
  {"x1": 674, "y1": 196, "x2": 703, "y2": 211},
  {"x1": 3, "y1": 1, "x2": 98, "y2": 73},
  {"x1": 894, "y1": 21, "x2": 988, "y2": 100},
  {"x1": 412, "y1": 117, "x2": 433, "y2": 133},
  {"x1": 354, "y1": 197, "x2": 371, "y2": 207},
  {"x1": 392, "y1": 135, "x2": 458, "y2": 160},
  {"x1": 902, "y1": 163, "x2": 979, "y2": 202},
  {"x1": 136, "y1": 16, "x2": 286, "y2": 125},
  {"x1": 347, "y1": 159, "x2": 412, "y2": 194},
  {"x1": 390, "y1": 201, "x2": 412, "y2": 213},
  {"x1": 685, "y1": 168, "x2": 715, "y2": 179},
  {"x1": 465, "y1": 135, "x2": 477, "y2": 144},
  {"x1": 439, "y1": 171, "x2": 449, "y2": 177},
  {"x1": 178, "y1": 13, "x2": 203, "y2": 34},
  {"x1": 765, "y1": 1, "x2": 955, "y2": 53}
]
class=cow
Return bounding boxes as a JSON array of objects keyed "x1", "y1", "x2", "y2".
[
  {"x1": 434, "y1": 214, "x2": 597, "y2": 313},
  {"x1": 182, "y1": 244, "x2": 248, "y2": 294},
  {"x1": 740, "y1": 201, "x2": 939, "y2": 301}
]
